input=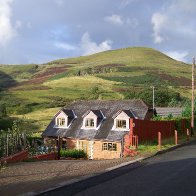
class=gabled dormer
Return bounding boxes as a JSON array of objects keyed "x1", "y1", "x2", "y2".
[
  {"x1": 82, "y1": 110, "x2": 105, "y2": 129},
  {"x1": 112, "y1": 110, "x2": 136, "y2": 131},
  {"x1": 54, "y1": 109, "x2": 76, "y2": 128}
]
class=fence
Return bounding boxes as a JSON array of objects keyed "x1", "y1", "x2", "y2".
[
  {"x1": 130, "y1": 118, "x2": 190, "y2": 142},
  {"x1": 0, "y1": 129, "x2": 27, "y2": 158}
]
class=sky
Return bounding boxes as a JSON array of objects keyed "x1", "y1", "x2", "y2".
[{"x1": 0, "y1": 0, "x2": 196, "y2": 64}]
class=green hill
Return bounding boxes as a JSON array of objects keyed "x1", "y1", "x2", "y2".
[{"x1": 0, "y1": 47, "x2": 192, "y2": 132}]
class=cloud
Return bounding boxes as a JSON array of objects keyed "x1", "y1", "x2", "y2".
[
  {"x1": 151, "y1": 12, "x2": 167, "y2": 44},
  {"x1": 164, "y1": 50, "x2": 189, "y2": 62},
  {"x1": 170, "y1": 0, "x2": 196, "y2": 13},
  {"x1": 80, "y1": 32, "x2": 112, "y2": 55},
  {"x1": 0, "y1": 0, "x2": 17, "y2": 46},
  {"x1": 54, "y1": 42, "x2": 76, "y2": 51},
  {"x1": 104, "y1": 14, "x2": 124, "y2": 25}
]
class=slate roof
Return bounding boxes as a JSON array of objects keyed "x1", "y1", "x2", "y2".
[
  {"x1": 112, "y1": 110, "x2": 135, "y2": 119},
  {"x1": 156, "y1": 107, "x2": 183, "y2": 117},
  {"x1": 42, "y1": 100, "x2": 153, "y2": 142},
  {"x1": 82, "y1": 110, "x2": 104, "y2": 119}
]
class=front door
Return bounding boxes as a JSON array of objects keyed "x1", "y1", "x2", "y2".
[{"x1": 78, "y1": 140, "x2": 93, "y2": 159}]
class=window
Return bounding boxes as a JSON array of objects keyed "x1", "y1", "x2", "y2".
[
  {"x1": 56, "y1": 118, "x2": 66, "y2": 126},
  {"x1": 116, "y1": 119, "x2": 126, "y2": 128},
  {"x1": 102, "y1": 143, "x2": 117, "y2": 151},
  {"x1": 85, "y1": 118, "x2": 94, "y2": 128}
]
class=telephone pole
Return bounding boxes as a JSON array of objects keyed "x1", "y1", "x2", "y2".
[
  {"x1": 151, "y1": 86, "x2": 155, "y2": 115},
  {"x1": 191, "y1": 57, "x2": 195, "y2": 136}
]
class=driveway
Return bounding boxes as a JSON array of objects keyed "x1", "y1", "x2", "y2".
[{"x1": 0, "y1": 156, "x2": 143, "y2": 196}]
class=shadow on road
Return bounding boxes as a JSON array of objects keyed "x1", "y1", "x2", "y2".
[{"x1": 39, "y1": 141, "x2": 196, "y2": 196}]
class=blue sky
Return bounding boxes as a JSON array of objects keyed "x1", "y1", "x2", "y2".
[{"x1": 0, "y1": 0, "x2": 196, "y2": 64}]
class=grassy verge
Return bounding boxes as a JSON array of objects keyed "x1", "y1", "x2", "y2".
[{"x1": 137, "y1": 134, "x2": 196, "y2": 156}]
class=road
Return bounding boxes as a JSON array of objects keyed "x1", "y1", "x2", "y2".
[{"x1": 41, "y1": 141, "x2": 196, "y2": 196}]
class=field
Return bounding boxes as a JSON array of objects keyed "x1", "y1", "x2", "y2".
[{"x1": 0, "y1": 47, "x2": 192, "y2": 133}]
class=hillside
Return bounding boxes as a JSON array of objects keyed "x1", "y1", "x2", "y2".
[{"x1": 0, "y1": 47, "x2": 192, "y2": 132}]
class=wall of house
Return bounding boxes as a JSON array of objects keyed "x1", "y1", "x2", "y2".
[
  {"x1": 93, "y1": 141, "x2": 122, "y2": 160},
  {"x1": 65, "y1": 138, "x2": 77, "y2": 149}
]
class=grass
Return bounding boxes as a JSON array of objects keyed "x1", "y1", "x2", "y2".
[
  {"x1": 137, "y1": 134, "x2": 195, "y2": 155},
  {"x1": 11, "y1": 107, "x2": 60, "y2": 132},
  {"x1": 0, "y1": 47, "x2": 193, "y2": 132}
]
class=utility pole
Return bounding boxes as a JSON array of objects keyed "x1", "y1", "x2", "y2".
[
  {"x1": 191, "y1": 57, "x2": 195, "y2": 136},
  {"x1": 151, "y1": 86, "x2": 155, "y2": 115}
]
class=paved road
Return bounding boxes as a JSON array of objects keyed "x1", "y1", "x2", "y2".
[{"x1": 41, "y1": 141, "x2": 196, "y2": 196}]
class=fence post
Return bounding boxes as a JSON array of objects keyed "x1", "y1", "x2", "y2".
[
  {"x1": 186, "y1": 129, "x2": 190, "y2": 142},
  {"x1": 158, "y1": 132, "x2": 161, "y2": 151},
  {"x1": 136, "y1": 135, "x2": 138, "y2": 149},
  {"x1": 175, "y1": 130, "x2": 178, "y2": 145},
  {"x1": 57, "y1": 136, "x2": 61, "y2": 160}
]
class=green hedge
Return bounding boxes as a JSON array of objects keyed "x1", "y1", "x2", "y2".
[{"x1": 60, "y1": 149, "x2": 87, "y2": 159}]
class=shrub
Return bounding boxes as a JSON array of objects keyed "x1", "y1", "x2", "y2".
[{"x1": 60, "y1": 149, "x2": 87, "y2": 159}]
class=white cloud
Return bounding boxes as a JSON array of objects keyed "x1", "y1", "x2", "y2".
[
  {"x1": 151, "y1": 12, "x2": 167, "y2": 44},
  {"x1": 0, "y1": 0, "x2": 17, "y2": 46},
  {"x1": 80, "y1": 32, "x2": 112, "y2": 55},
  {"x1": 104, "y1": 14, "x2": 124, "y2": 25},
  {"x1": 164, "y1": 51, "x2": 189, "y2": 62},
  {"x1": 170, "y1": 0, "x2": 196, "y2": 13},
  {"x1": 54, "y1": 42, "x2": 76, "y2": 51}
]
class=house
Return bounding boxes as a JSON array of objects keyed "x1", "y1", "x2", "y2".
[
  {"x1": 42, "y1": 100, "x2": 153, "y2": 159},
  {"x1": 155, "y1": 107, "x2": 183, "y2": 118}
]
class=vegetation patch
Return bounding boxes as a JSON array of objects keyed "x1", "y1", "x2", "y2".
[{"x1": 60, "y1": 149, "x2": 87, "y2": 159}]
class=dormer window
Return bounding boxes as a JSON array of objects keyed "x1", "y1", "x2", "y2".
[
  {"x1": 116, "y1": 119, "x2": 126, "y2": 129},
  {"x1": 112, "y1": 110, "x2": 136, "y2": 131},
  {"x1": 85, "y1": 118, "x2": 94, "y2": 128},
  {"x1": 82, "y1": 110, "x2": 105, "y2": 129},
  {"x1": 56, "y1": 118, "x2": 66, "y2": 126},
  {"x1": 54, "y1": 109, "x2": 76, "y2": 128}
]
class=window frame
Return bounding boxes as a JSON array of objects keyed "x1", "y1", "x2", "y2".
[
  {"x1": 85, "y1": 118, "x2": 95, "y2": 128},
  {"x1": 56, "y1": 117, "x2": 66, "y2": 127},
  {"x1": 102, "y1": 142, "x2": 117, "y2": 151},
  {"x1": 116, "y1": 119, "x2": 126, "y2": 129}
]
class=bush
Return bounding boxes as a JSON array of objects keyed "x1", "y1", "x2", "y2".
[
  {"x1": 124, "y1": 88, "x2": 183, "y2": 106},
  {"x1": 60, "y1": 149, "x2": 87, "y2": 159}
]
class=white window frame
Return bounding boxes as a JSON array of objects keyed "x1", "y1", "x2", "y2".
[
  {"x1": 85, "y1": 118, "x2": 95, "y2": 128},
  {"x1": 56, "y1": 117, "x2": 66, "y2": 126},
  {"x1": 116, "y1": 119, "x2": 126, "y2": 129}
]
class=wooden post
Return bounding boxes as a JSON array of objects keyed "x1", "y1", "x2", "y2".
[
  {"x1": 136, "y1": 135, "x2": 138, "y2": 149},
  {"x1": 6, "y1": 134, "x2": 9, "y2": 156},
  {"x1": 187, "y1": 129, "x2": 190, "y2": 142},
  {"x1": 158, "y1": 132, "x2": 161, "y2": 151},
  {"x1": 175, "y1": 130, "x2": 178, "y2": 145},
  {"x1": 57, "y1": 136, "x2": 61, "y2": 160},
  {"x1": 191, "y1": 57, "x2": 195, "y2": 136}
]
